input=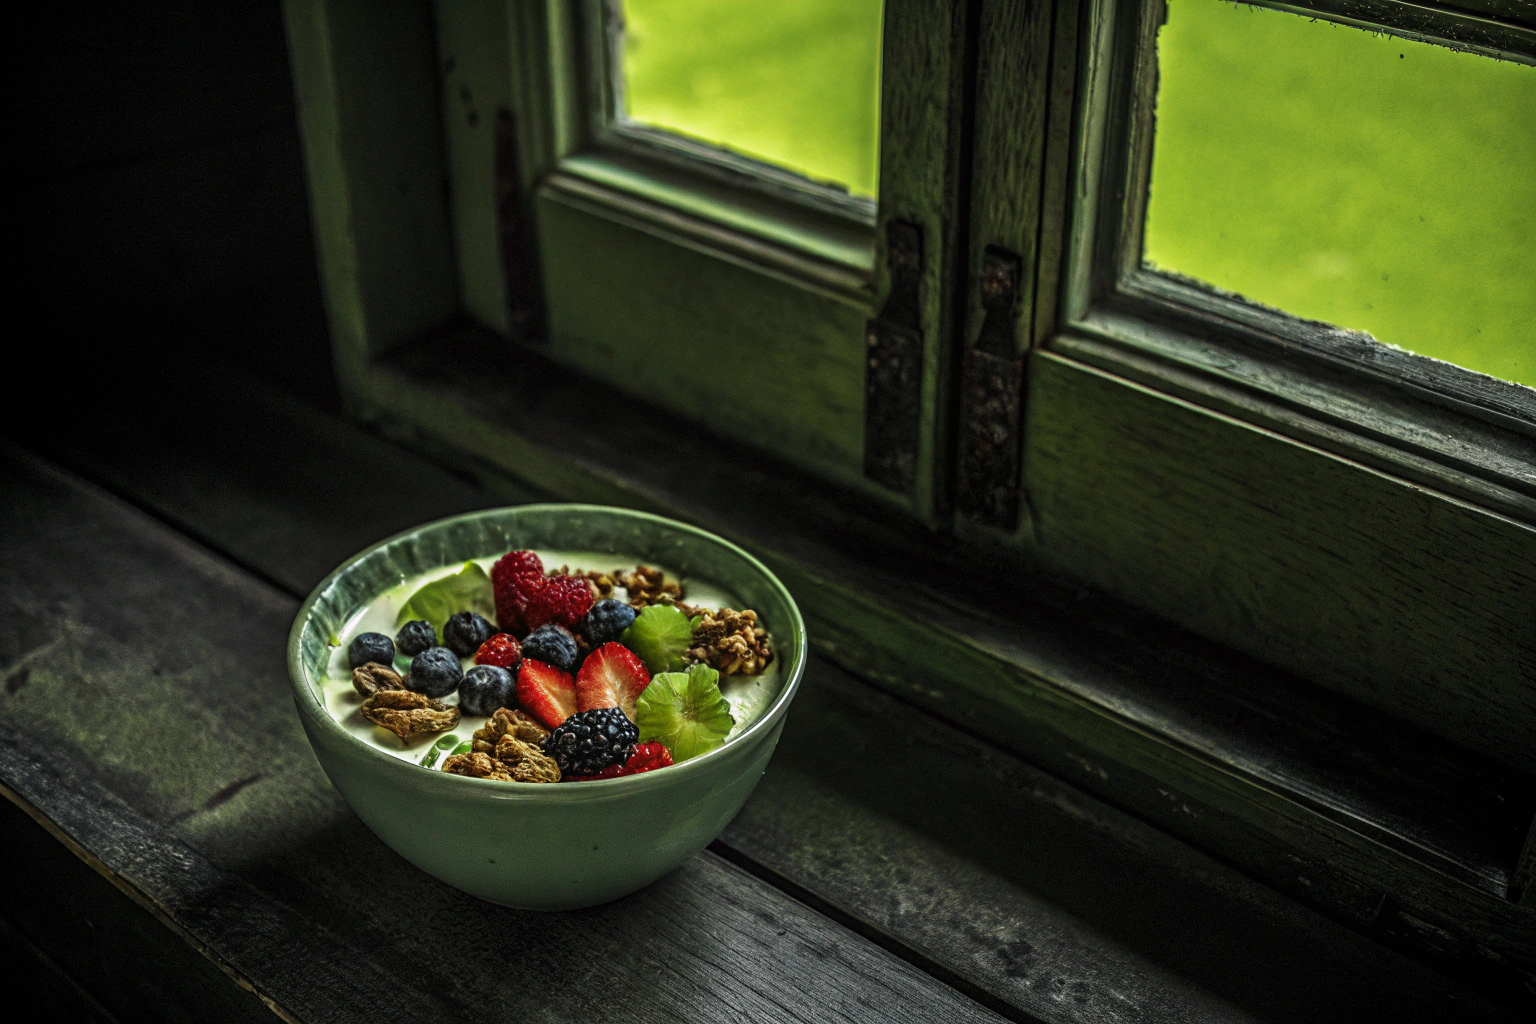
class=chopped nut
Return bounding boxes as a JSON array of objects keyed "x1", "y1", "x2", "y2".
[
  {"x1": 621, "y1": 565, "x2": 685, "y2": 607},
  {"x1": 360, "y1": 689, "x2": 460, "y2": 739},
  {"x1": 686, "y1": 608, "x2": 773, "y2": 676},
  {"x1": 510, "y1": 752, "x2": 562, "y2": 783},
  {"x1": 472, "y1": 707, "x2": 550, "y2": 754},
  {"x1": 351, "y1": 662, "x2": 405, "y2": 698},
  {"x1": 492, "y1": 734, "x2": 542, "y2": 765},
  {"x1": 555, "y1": 565, "x2": 623, "y2": 600},
  {"x1": 442, "y1": 752, "x2": 512, "y2": 781},
  {"x1": 491, "y1": 735, "x2": 562, "y2": 783}
]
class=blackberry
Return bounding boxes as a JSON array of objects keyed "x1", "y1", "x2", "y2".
[
  {"x1": 396, "y1": 619, "x2": 436, "y2": 657},
  {"x1": 348, "y1": 632, "x2": 394, "y2": 669},
  {"x1": 521, "y1": 623, "x2": 579, "y2": 674},
  {"x1": 458, "y1": 664, "x2": 515, "y2": 716},
  {"x1": 407, "y1": 646, "x2": 463, "y2": 698},
  {"x1": 543, "y1": 708, "x2": 638, "y2": 776},
  {"x1": 582, "y1": 598, "x2": 637, "y2": 646},
  {"x1": 443, "y1": 611, "x2": 494, "y2": 657}
]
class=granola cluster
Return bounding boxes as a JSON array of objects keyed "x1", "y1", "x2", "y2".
[
  {"x1": 551, "y1": 564, "x2": 686, "y2": 608},
  {"x1": 461, "y1": 707, "x2": 562, "y2": 783},
  {"x1": 686, "y1": 608, "x2": 773, "y2": 676},
  {"x1": 341, "y1": 550, "x2": 772, "y2": 786},
  {"x1": 361, "y1": 689, "x2": 461, "y2": 739},
  {"x1": 619, "y1": 565, "x2": 684, "y2": 607},
  {"x1": 473, "y1": 707, "x2": 551, "y2": 752}
]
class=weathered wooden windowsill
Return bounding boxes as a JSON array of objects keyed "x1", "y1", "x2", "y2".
[
  {"x1": 343, "y1": 322, "x2": 1535, "y2": 992},
  {"x1": 2, "y1": 345, "x2": 1525, "y2": 1020}
]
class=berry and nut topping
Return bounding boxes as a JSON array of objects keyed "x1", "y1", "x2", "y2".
[{"x1": 329, "y1": 547, "x2": 778, "y2": 786}]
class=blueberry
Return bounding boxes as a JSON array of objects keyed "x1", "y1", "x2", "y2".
[
  {"x1": 348, "y1": 632, "x2": 395, "y2": 669},
  {"x1": 443, "y1": 610, "x2": 495, "y2": 657},
  {"x1": 522, "y1": 624, "x2": 579, "y2": 674},
  {"x1": 395, "y1": 619, "x2": 436, "y2": 656},
  {"x1": 582, "y1": 598, "x2": 637, "y2": 646},
  {"x1": 458, "y1": 665, "x2": 515, "y2": 717},
  {"x1": 407, "y1": 646, "x2": 463, "y2": 698}
]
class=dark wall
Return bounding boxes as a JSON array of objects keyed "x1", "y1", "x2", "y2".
[{"x1": 9, "y1": 2, "x2": 332, "y2": 399}]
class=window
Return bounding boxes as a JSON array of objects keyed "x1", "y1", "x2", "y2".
[
  {"x1": 614, "y1": 0, "x2": 883, "y2": 201},
  {"x1": 1143, "y1": 0, "x2": 1536, "y2": 385},
  {"x1": 983, "y1": 0, "x2": 1534, "y2": 769},
  {"x1": 425, "y1": 0, "x2": 968, "y2": 523}
]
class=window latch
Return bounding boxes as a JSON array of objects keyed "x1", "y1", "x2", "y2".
[
  {"x1": 864, "y1": 220, "x2": 925, "y2": 494},
  {"x1": 957, "y1": 246, "x2": 1024, "y2": 530}
]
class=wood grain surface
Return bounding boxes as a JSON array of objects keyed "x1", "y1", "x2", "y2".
[
  {"x1": 0, "y1": 446, "x2": 1001, "y2": 1024},
  {"x1": 7, "y1": 361, "x2": 1524, "y2": 1020}
]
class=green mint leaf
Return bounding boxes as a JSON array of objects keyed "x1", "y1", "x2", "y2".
[
  {"x1": 635, "y1": 663, "x2": 735, "y2": 762},
  {"x1": 395, "y1": 562, "x2": 495, "y2": 636},
  {"x1": 621, "y1": 604, "x2": 695, "y2": 673}
]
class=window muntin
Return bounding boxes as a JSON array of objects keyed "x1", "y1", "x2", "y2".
[
  {"x1": 1143, "y1": 0, "x2": 1536, "y2": 387},
  {"x1": 615, "y1": 0, "x2": 884, "y2": 199}
]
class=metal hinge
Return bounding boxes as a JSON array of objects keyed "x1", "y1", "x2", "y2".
[
  {"x1": 957, "y1": 246, "x2": 1024, "y2": 529},
  {"x1": 863, "y1": 220, "x2": 924, "y2": 494}
]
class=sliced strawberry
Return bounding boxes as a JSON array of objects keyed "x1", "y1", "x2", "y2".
[
  {"x1": 622, "y1": 742, "x2": 674, "y2": 775},
  {"x1": 515, "y1": 659, "x2": 577, "y2": 730},
  {"x1": 576, "y1": 642, "x2": 651, "y2": 719}
]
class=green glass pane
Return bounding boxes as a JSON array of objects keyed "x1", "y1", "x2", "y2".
[
  {"x1": 618, "y1": 0, "x2": 883, "y2": 198},
  {"x1": 1144, "y1": 0, "x2": 1536, "y2": 386}
]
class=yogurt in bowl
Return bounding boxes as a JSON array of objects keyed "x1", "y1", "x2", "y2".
[
  {"x1": 319, "y1": 550, "x2": 784, "y2": 773},
  {"x1": 287, "y1": 505, "x2": 806, "y2": 910}
]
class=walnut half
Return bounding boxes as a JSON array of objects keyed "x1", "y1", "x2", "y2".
[
  {"x1": 442, "y1": 752, "x2": 513, "y2": 781},
  {"x1": 494, "y1": 735, "x2": 562, "y2": 783},
  {"x1": 360, "y1": 689, "x2": 460, "y2": 739},
  {"x1": 687, "y1": 608, "x2": 773, "y2": 676},
  {"x1": 472, "y1": 707, "x2": 550, "y2": 754},
  {"x1": 448, "y1": 730, "x2": 561, "y2": 784},
  {"x1": 352, "y1": 662, "x2": 405, "y2": 698}
]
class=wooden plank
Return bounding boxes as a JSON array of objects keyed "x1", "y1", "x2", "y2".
[
  {"x1": 19, "y1": 371, "x2": 514, "y2": 594},
  {"x1": 0, "y1": 797, "x2": 309, "y2": 1024},
  {"x1": 724, "y1": 665, "x2": 1519, "y2": 1023},
  {"x1": 16, "y1": 356, "x2": 1528, "y2": 1016},
  {"x1": 0, "y1": 446, "x2": 1001, "y2": 1024},
  {"x1": 1023, "y1": 351, "x2": 1536, "y2": 774}
]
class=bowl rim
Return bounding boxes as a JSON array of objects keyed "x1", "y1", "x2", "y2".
[{"x1": 286, "y1": 503, "x2": 807, "y2": 798}]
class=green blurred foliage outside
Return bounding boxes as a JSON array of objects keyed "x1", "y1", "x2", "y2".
[
  {"x1": 1146, "y1": 0, "x2": 1536, "y2": 386},
  {"x1": 619, "y1": 0, "x2": 882, "y2": 197}
]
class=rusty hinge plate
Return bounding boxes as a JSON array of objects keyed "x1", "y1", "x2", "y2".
[
  {"x1": 957, "y1": 247, "x2": 1024, "y2": 529},
  {"x1": 864, "y1": 220, "x2": 924, "y2": 494}
]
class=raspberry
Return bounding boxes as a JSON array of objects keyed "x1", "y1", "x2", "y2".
[
  {"x1": 622, "y1": 742, "x2": 674, "y2": 775},
  {"x1": 474, "y1": 632, "x2": 521, "y2": 668},
  {"x1": 494, "y1": 550, "x2": 544, "y2": 579},
  {"x1": 491, "y1": 550, "x2": 544, "y2": 633},
  {"x1": 523, "y1": 575, "x2": 595, "y2": 631}
]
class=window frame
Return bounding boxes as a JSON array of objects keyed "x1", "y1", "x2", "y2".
[
  {"x1": 1057, "y1": 0, "x2": 1536, "y2": 516},
  {"x1": 446, "y1": 0, "x2": 973, "y2": 525}
]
